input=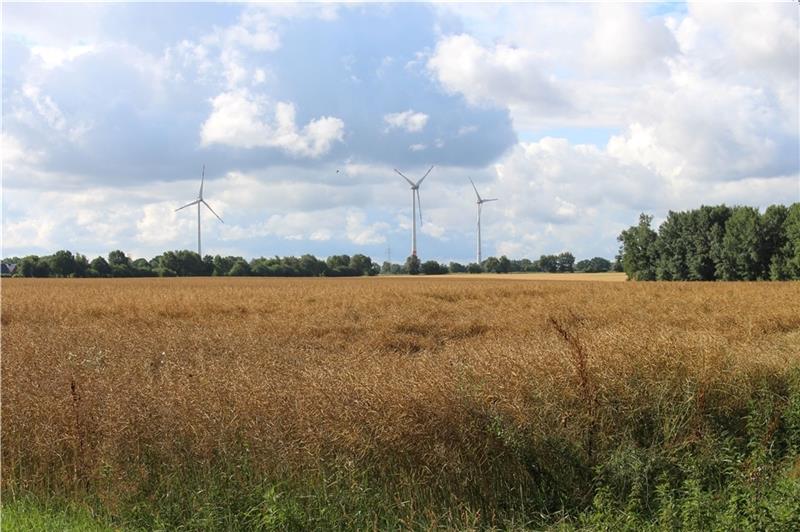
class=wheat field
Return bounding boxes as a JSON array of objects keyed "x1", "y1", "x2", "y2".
[{"x1": 2, "y1": 277, "x2": 800, "y2": 529}]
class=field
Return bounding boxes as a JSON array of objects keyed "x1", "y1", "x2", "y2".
[
  {"x1": 2, "y1": 277, "x2": 800, "y2": 530},
  {"x1": 446, "y1": 272, "x2": 627, "y2": 282}
]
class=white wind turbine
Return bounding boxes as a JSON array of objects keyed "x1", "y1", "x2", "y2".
[
  {"x1": 469, "y1": 177, "x2": 497, "y2": 265},
  {"x1": 175, "y1": 165, "x2": 224, "y2": 257},
  {"x1": 395, "y1": 165, "x2": 433, "y2": 257}
]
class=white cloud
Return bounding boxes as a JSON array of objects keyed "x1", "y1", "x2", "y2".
[
  {"x1": 220, "y1": 8, "x2": 281, "y2": 52},
  {"x1": 420, "y1": 221, "x2": 445, "y2": 239},
  {"x1": 429, "y1": 4, "x2": 797, "y2": 184},
  {"x1": 22, "y1": 84, "x2": 66, "y2": 131},
  {"x1": 345, "y1": 210, "x2": 389, "y2": 245},
  {"x1": 427, "y1": 33, "x2": 565, "y2": 116},
  {"x1": 687, "y1": 2, "x2": 798, "y2": 79},
  {"x1": 136, "y1": 202, "x2": 193, "y2": 245},
  {"x1": 2, "y1": 218, "x2": 57, "y2": 252},
  {"x1": 1, "y1": 134, "x2": 43, "y2": 169},
  {"x1": 457, "y1": 125, "x2": 478, "y2": 136},
  {"x1": 30, "y1": 44, "x2": 95, "y2": 69},
  {"x1": 200, "y1": 90, "x2": 345, "y2": 157},
  {"x1": 20, "y1": 84, "x2": 91, "y2": 141},
  {"x1": 409, "y1": 143, "x2": 426, "y2": 152},
  {"x1": 585, "y1": 4, "x2": 678, "y2": 72},
  {"x1": 383, "y1": 109, "x2": 429, "y2": 132}
]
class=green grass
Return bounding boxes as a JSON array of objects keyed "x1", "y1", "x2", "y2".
[{"x1": 1, "y1": 495, "x2": 116, "y2": 531}]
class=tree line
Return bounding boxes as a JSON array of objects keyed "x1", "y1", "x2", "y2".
[
  {"x1": 617, "y1": 203, "x2": 800, "y2": 281},
  {"x1": 3, "y1": 249, "x2": 617, "y2": 278}
]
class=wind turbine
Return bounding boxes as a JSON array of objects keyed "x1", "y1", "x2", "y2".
[
  {"x1": 394, "y1": 165, "x2": 433, "y2": 257},
  {"x1": 175, "y1": 164, "x2": 224, "y2": 257},
  {"x1": 469, "y1": 177, "x2": 497, "y2": 265}
]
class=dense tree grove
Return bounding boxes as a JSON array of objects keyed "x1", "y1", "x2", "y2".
[
  {"x1": 3, "y1": 250, "x2": 615, "y2": 278},
  {"x1": 4, "y1": 251, "x2": 381, "y2": 278},
  {"x1": 618, "y1": 203, "x2": 800, "y2": 281}
]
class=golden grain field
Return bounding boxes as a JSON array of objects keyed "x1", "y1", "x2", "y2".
[{"x1": 2, "y1": 277, "x2": 799, "y2": 526}]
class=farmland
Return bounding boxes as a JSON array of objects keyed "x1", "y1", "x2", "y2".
[{"x1": 2, "y1": 277, "x2": 800, "y2": 529}]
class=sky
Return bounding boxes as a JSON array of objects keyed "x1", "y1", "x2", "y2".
[{"x1": 2, "y1": 2, "x2": 798, "y2": 263}]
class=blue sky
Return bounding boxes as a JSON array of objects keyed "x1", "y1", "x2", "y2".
[{"x1": 2, "y1": 2, "x2": 798, "y2": 263}]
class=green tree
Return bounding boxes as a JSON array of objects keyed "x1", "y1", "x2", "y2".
[
  {"x1": 404, "y1": 255, "x2": 421, "y2": 275},
  {"x1": 49, "y1": 250, "x2": 76, "y2": 277},
  {"x1": 716, "y1": 206, "x2": 761, "y2": 280},
  {"x1": 617, "y1": 214, "x2": 658, "y2": 280},
  {"x1": 33, "y1": 259, "x2": 51, "y2": 278},
  {"x1": 771, "y1": 203, "x2": 800, "y2": 280},
  {"x1": 448, "y1": 262, "x2": 466, "y2": 273},
  {"x1": 90, "y1": 256, "x2": 111, "y2": 277},
  {"x1": 655, "y1": 211, "x2": 691, "y2": 280},
  {"x1": 108, "y1": 250, "x2": 132, "y2": 277},
  {"x1": 349, "y1": 254, "x2": 374, "y2": 276},
  {"x1": 576, "y1": 257, "x2": 611, "y2": 273},
  {"x1": 421, "y1": 260, "x2": 447, "y2": 275},
  {"x1": 759, "y1": 205, "x2": 788, "y2": 279},
  {"x1": 556, "y1": 252, "x2": 574, "y2": 273},
  {"x1": 18, "y1": 256, "x2": 39, "y2": 277},
  {"x1": 74, "y1": 253, "x2": 89, "y2": 277},
  {"x1": 212, "y1": 255, "x2": 235, "y2": 276},
  {"x1": 538, "y1": 254, "x2": 558, "y2": 273},
  {"x1": 300, "y1": 254, "x2": 327, "y2": 276},
  {"x1": 466, "y1": 263, "x2": 482, "y2": 273},
  {"x1": 688, "y1": 205, "x2": 731, "y2": 280},
  {"x1": 497, "y1": 255, "x2": 512, "y2": 273},
  {"x1": 326, "y1": 255, "x2": 351, "y2": 270},
  {"x1": 228, "y1": 260, "x2": 251, "y2": 276},
  {"x1": 482, "y1": 256, "x2": 501, "y2": 272},
  {"x1": 175, "y1": 250, "x2": 206, "y2": 276}
]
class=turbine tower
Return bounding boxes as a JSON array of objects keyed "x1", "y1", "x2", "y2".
[
  {"x1": 176, "y1": 164, "x2": 224, "y2": 257},
  {"x1": 469, "y1": 177, "x2": 497, "y2": 265},
  {"x1": 394, "y1": 165, "x2": 433, "y2": 257}
]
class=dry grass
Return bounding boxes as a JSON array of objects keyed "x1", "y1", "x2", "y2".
[{"x1": 2, "y1": 277, "x2": 799, "y2": 525}]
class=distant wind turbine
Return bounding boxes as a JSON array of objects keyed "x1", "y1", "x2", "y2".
[
  {"x1": 175, "y1": 164, "x2": 224, "y2": 257},
  {"x1": 395, "y1": 165, "x2": 433, "y2": 257},
  {"x1": 469, "y1": 177, "x2": 497, "y2": 265}
]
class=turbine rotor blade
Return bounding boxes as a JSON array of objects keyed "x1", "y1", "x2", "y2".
[
  {"x1": 416, "y1": 165, "x2": 434, "y2": 187},
  {"x1": 201, "y1": 200, "x2": 224, "y2": 223},
  {"x1": 483, "y1": 198, "x2": 498, "y2": 202},
  {"x1": 175, "y1": 199, "x2": 200, "y2": 212},
  {"x1": 199, "y1": 164, "x2": 205, "y2": 199},
  {"x1": 394, "y1": 168, "x2": 416, "y2": 187},
  {"x1": 468, "y1": 177, "x2": 482, "y2": 202}
]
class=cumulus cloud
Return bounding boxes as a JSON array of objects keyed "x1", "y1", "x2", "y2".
[
  {"x1": 30, "y1": 44, "x2": 95, "y2": 69},
  {"x1": 383, "y1": 109, "x2": 429, "y2": 132},
  {"x1": 22, "y1": 84, "x2": 66, "y2": 131},
  {"x1": 136, "y1": 202, "x2": 193, "y2": 245},
  {"x1": 200, "y1": 90, "x2": 345, "y2": 157},
  {"x1": 18, "y1": 83, "x2": 92, "y2": 142},
  {"x1": 1, "y1": 134, "x2": 43, "y2": 169},
  {"x1": 586, "y1": 4, "x2": 678, "y2": 72},
  {"x1": 427, "y1": 33, "x2": 567, "y2": 116},
  {"x1": 346, "y1": 210, "x2": 389, "y2": 245}
]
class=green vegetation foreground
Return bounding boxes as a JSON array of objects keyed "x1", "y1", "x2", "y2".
[{"x1": 2, "y1": 278, "x2": 800, "y2": 529}]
